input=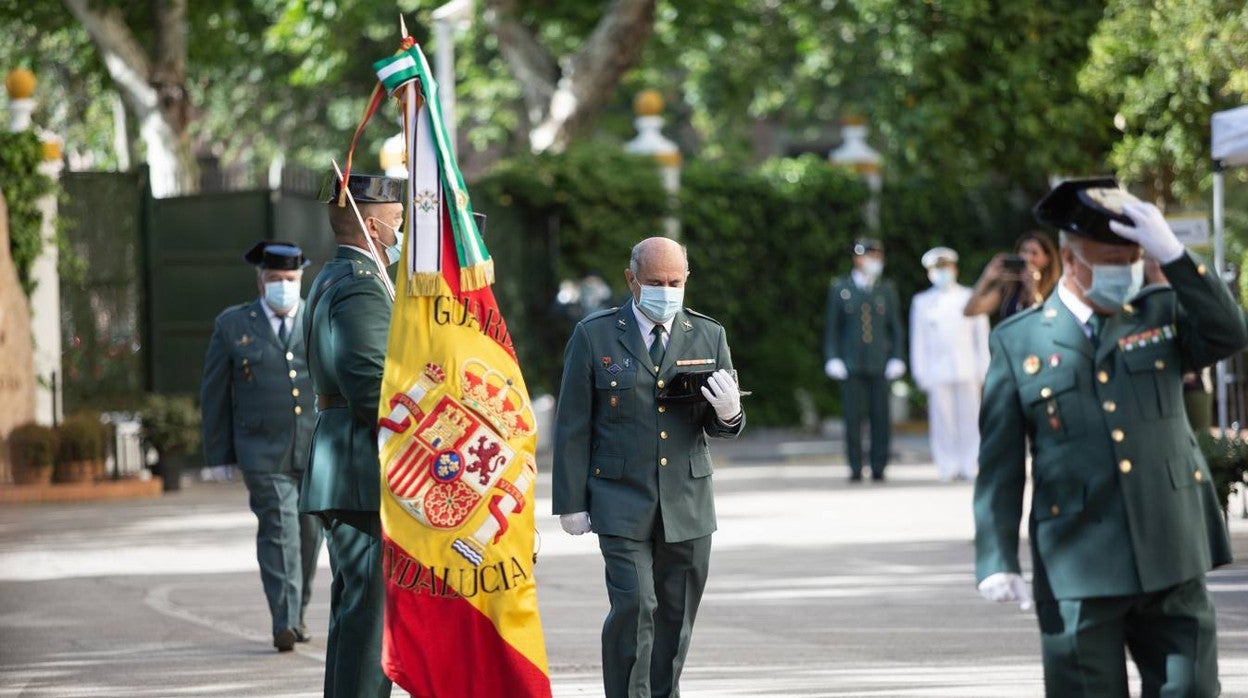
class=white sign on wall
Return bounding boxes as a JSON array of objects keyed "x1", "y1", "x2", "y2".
[{"x1": 1167, "y1": 215, "x2": 1210, "y2": 247}]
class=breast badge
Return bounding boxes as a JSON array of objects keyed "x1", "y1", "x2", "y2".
[{"x1": 1023, "y1": 355, "x2": 1041, "y2": 375}]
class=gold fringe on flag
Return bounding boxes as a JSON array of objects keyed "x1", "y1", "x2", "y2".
[
  {"x1": 407, "y1": 271, "x2": 443, "y2": 297},
  {"x1": 459, "y1": 259, "x2": 495, "y2": 291}
]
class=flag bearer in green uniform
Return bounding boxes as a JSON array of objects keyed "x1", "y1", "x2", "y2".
[
  {"x1": 302, "y1": 173, "x2": 404, "y2": 698},
  {"x1": 823, "y1": 238, "x2": 907, "y2": 481},
  {"x1": 201, "y1": 241, "x2": 322, "y2": 652},
  {"x1": 975, "y1": 178, "x2": 1248, "y2": 697}
]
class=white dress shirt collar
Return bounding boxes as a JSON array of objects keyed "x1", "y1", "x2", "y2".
[
  {"x1": 630, "y1": 301, "x2": 673, "y2": 346},
  {"x1": 260, "y1": 297, "x2": 298, "y2": 337},
  {"x1": 1057, "y1": 278, "x2": 1095, "y2": 327},
  {"x1": 851, "y1": 268, "x2": 874, "y2": 290}
]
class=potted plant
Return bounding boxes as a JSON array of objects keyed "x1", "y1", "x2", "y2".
[
  {"x1": 55, "y1": 413, "x2": 104, "y2": 484},
  {"x1": 9, "y1": 423, "x2": 58, "y2": 486},
  {"x1": 138, "y1": 394, "x2": 201, "y2": 492},
  {"x1": 1196, "y1": 432, "x2": 1248, "y2": 520}
]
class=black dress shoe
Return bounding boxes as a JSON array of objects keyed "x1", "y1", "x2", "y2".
[
  {"x1": 273, "y1": 628, "x2": 298, "y2": 652},
  {"x1": 295, "y1": 625, "x2": 312, "y2": 643},
  {"x1": 848, "y1": 472, "x2": 864, "y2": 482},
  {"x1": 871, "y1": 473, "x2": 886, "y2": 482}
]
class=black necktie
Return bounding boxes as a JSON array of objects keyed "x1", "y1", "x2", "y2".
[
  {"x1": 649, "y1": 325, "x2": 666, "y2": 370},
  {"x1": 277, "y1": 318, "x2": 289, "y2": 346},
  {"x1": 1086, "y1": 314, "x2": 1103, "y2": 347}
]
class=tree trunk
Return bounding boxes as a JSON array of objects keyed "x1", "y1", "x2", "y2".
[
  {"x1": 483, "y1": 0, "x2": 657, "y2": 153},
  {"x1": 62, "y1": 0, "x2": 198, "y2": 197}
]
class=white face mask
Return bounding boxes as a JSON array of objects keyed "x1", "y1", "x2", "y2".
[
  {"x1": 860, "y1": 258, "x2": 884, "y2": 278},
  {"x1": 1072, "y1": 251, "x2": 1143, "y2": 311},
  {"x1": 928, "y1": 268, "x2": 955, "y2": 289},
  {"x1": 264, "y1": 280, "x2": 301, "y2": 313},
  {"x1": 636, "y1": 284, "x2": 684, "y2": 323}
]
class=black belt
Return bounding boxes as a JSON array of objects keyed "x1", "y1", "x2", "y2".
[{"x1": 317, "y1": 393, "x2": 348, "y2": 410}]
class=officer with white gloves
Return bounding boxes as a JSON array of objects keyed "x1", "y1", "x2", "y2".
[
  {"x1": 975, "y1": 179, "x2": 1247, "y2": 696},
  {"x1": 823, "y1": 237, "x2": 907, "y2": 481},
  {"x1": 552, "y1": 236, "x2": 745, "y2": 698}
]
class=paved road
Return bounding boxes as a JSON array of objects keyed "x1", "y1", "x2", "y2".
[{"x1": 4, "y1": 445, "x2": 1248, "y2": 697}]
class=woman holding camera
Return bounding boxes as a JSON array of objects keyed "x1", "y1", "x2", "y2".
[{"x1": 963, "y1": 230, "x2": 1060, "y2": 319}]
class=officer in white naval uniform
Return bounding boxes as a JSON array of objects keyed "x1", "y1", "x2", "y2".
[{"x1": 910, "y1": 247, "x2": 990, "y2": 481}]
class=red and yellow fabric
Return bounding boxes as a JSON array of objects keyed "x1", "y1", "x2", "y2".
[{"x1": 375, "y1": 40, "x2": 551, "y2": 698}]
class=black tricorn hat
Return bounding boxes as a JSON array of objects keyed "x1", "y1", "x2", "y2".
[
  {"x1": 1033, "y1": 177, "x2": 1140, "y2": 246},
  {"x1": 851, "y1": 237, "x2": 884, "y2": 255},
  {"x1": 320, "y1": 173, "x2": 405, "y2": 205},
  {"x1": 244, "y1": 240, "x2": 310, "y2": 270}
]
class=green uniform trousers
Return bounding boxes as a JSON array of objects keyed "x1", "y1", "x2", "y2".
[
  {"x1": 322, "y1": 511, "x2": 392, "y2": 698},
  {"x1": 841, "y1": 374, "x2": 891, "y2": 477},
  {"x1": 1037, "y1": 576, "x2": 1219, "y2": 697},
  {"x1": 599, "y1": 526, "x2": 712, "y2": 698},
  {"x1": 241, "y1": 471, "x2": 322, "y2": 637}
]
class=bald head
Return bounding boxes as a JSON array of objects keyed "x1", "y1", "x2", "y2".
[{"x1": 628, "y1": 237, "x2": 687, "y2": 278}]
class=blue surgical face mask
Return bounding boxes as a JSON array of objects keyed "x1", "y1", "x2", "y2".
[
  {"x1": 264, "y1": 279, "x2": 301, "y2": 313},
  {"x1": 928, "y1": 268, "x2": 955, "y2": 289},
  {"x1": 636, "y1": 283, "x2": 684, "y2": 323},
  {"x1": 371, "y1": 217, "x2": 404, "y2": 266},
  {"x1": 1073, "y1": 251, "x2": 1143, "y2": 311}
]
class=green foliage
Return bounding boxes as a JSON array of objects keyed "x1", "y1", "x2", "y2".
[
  {"x1": 474, "y1": 144, "x2": 668, "y2": 395},
  {"x1": 8, "y1": 422, "x2": 57, "y2": 470},
  {"x1": 0, "y1": 132, "x2": 56, "y2": 295},
  {"x1": 56, "y1": 413, "x2": 104, "y2": 463},
  {"x1": 1196, "y1": 432, "x2": 1248, "y2": 514},
  {"x1": 139, "y1": 394, "x2": 201, "y2": 459},
  {"x1": 680, "y1": 155, "x2": 867, "y2": 425},
  {"x1": 878, "y1": 175, "x2": 1037, "y2": 311},
  {"x1": 1080, "y1": 0, "x2": 1248, "y2": 203}
]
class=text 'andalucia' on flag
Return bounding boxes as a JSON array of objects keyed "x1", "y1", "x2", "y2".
[{"x1": 370, "y1": 36, "x2": 552, "y2": 698}]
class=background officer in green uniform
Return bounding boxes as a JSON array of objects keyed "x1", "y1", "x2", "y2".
[
  {"x1": 553, "y1": 236, "x2": 745, "y2": 698},
  {"x1": 974, "y1": 178, "x2": 1248, "y2": 697},
  {"x1": 823, "y1": 238, "x2": 907, "y2": 481},
  {"x1": 301, "y1": 173, "x2": 404, "y2": 698},
  {"x1": 200, "y1": 240, "x2": 322, "y2": 652}
]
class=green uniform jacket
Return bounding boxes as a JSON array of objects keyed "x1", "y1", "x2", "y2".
[
  {"x1": 824, "y1": 276, "x2": 905, "y2": 375},
  {"x1": 974, "y1": 253, "x2": 1247, "y2": 601},
  {"x1": 201, "y1": 299, "x2": 315, "y2": 473},
  {"x1": 300, "y1": 247, "x2": 393, "y2": 514},
  {"x1": 552, "y1": 303, "x2": 745, "y2": 543}
]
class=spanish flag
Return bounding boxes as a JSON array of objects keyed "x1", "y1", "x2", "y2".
[{"x1": 375, "y1": 40, "x2": 552, "y2": 697}]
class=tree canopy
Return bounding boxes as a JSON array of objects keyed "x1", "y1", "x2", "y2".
[{"x1": 0, "y1": 0, "x2": 1244, "y2": 208}]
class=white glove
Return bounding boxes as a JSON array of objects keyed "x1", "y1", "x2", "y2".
[
  {"x1": 977, "y1": 572, "x2": 1033, "y2": 611},
  {"x1": 824, "y1": 358, "x2": 848, "y2": 380},
  {"x1": 701, "y1": 368, "x2": 742, "y2": 422},
  {"x1": 1109, "y1": 200, "x2": 1185, "y2": 264},
  {"x1": 559, "y1": 512, "x2": 591, "y2": 535},
  {"x1": 884, "y1": 358, "x2": 907, "y2": 381}
]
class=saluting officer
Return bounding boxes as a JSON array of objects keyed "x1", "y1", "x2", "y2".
[
  {"x1": 974, "y1": 178, "x2": 1248, "y2": 697},
  {"x1": 823, "y1": 237, "x2": 907, "y2": 481},
  {"x1": 200, "y1": 240, "x2": 322, "y2": 652},
  {"x1": 302, "y1": 173, "x2": 404, "y2": 698}
]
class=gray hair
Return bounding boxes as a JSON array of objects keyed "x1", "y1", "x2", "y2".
[{"x1": 629, "y1": 238, "x2": 690, "y2": 276}]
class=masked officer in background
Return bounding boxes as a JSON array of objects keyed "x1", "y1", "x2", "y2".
[
  {"x1": 824, "y1": 238, "x2": 907, "y2": 481},
  {"x1": 910, "y1": 247, "x2": 990, "y2": 481},
  {"x1": 974, "y1": 178, "x2": 1248, "y2": 696},
  {"x1": 302, "y1": 174, "x2": 404, "y2": 698},
  {"x1": 201, "y1": 241, "x2": 322, "y2": 652},
  {"x1": 553, "y1": 236, "x2": 745, "y2": 698}
]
